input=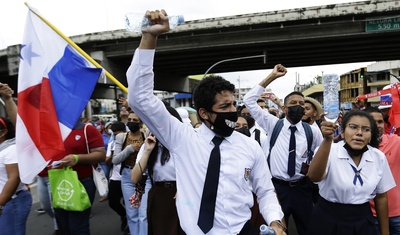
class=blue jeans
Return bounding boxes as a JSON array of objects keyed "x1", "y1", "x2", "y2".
[
  {"x1": 0, "y1": 190, "x2": 32, "y2": 235},
  {"x1": 121, "y1": 167, "x2": 152, "y2": 235},
  {"x1": 54, "y1": 176, "x2": 96, "y2": 235},
  {"x1": 375, "y1": 216, "x2": 400, "y2": 235},
  {"x1": 37, "y1": 176, "x2": 58, "y2": 230},
  {"x1": 99, "y1": 162, "x2": 112, "y2": 180}
]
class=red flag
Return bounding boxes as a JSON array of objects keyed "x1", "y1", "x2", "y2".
[{"x1": 389, "y1": 83, "x2": 400, "y2": 128}]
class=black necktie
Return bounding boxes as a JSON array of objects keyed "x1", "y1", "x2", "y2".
[
  {"x1": 288, "y1": 126, "x2": 297, "y2": 177},
  {"x1": 198, "y1": 136, "x2": 223, "y2": 234}
]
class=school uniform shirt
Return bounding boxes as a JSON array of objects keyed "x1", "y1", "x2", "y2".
[
  {"x1": 249, "y1": 126, "x2": 270, "y2": 159},
  {"x1": 243, "y1": 85, "x2": 323, "y2": 181},
  {"x1": 316, "y1": 141, "x2": 395, "y2": 204},
  {"x1": 136, "y1": 142, "x2": 176, "y2": 182},
  {"x1": 311, "y1": 121, "x2": 321, "y2": 132},
  {"x1": 127, "y1": 48, "x2": 283, "y2": 235}
]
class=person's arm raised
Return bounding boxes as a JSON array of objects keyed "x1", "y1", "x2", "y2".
[
  {"x1": 307, "y1": 119, "x2": 337, "y2": 182},
  {"x1": 131, "y1": 135, "x2": 156, "y2": 183},
  {"x1": 139, "y1": 10, "x2": 170, "y2": 50},
  {"x1": 0, "y1": 84, "x2": 17, "y2": 127},
  {"x1": 259, "y1": 64, "x2": 287, "y2": 88}
]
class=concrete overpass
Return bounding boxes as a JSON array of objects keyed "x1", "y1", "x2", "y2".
[{"x1": 1, "y1": 0, "x2": 400, "y2": 96}]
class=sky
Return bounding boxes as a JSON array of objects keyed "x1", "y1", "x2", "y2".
[{"x1": 0, "y1": 0, "x2": 373, "y2": 98}]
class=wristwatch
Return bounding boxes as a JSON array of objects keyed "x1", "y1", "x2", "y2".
[{"x1": 271, "y1": 220, "x2": 287, "y2": 231}]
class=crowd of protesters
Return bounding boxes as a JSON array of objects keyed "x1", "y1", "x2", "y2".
[{"x1": 1, "y1": 9, "x2": 400, "y2": 235}]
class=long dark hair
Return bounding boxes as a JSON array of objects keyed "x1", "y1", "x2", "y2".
[
  {"x1": 147, "y1": 105, "x2": 182, "y2": 180},
  {"x1": 0, "y1": 117, "x2": 15, "y2": 140}
]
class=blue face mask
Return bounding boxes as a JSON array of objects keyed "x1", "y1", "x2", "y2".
[{"x1": 108, "y1": 129, "x2": 113, "y2": 135}]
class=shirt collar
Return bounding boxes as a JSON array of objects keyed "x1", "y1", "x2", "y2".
[
  {"x1": 283, "y1": 118, "x2": 303, "y2": 130},
  {"x1": 199, "y1": 123, "x2": 233, "y2": 144},
  {"x1": 337, "y1": 141, "x2": 374, "y2": 162}
]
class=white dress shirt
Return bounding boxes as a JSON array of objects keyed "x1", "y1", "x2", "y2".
[
  {"x1": 243, "y1": 85, "x2": 323, "y2": 181},
  {"x1": 136, "y1": 142, "x2": 176, "y2": 182},
  {"x1": 316, "y1": 141, "x2": 396, "y2": 204},
  {"x1": 127, "y1": 49, "x2": 283, "y2": 235},
  {"x1": 249, "y1": 126, "x2": 270, "y2": 159}
]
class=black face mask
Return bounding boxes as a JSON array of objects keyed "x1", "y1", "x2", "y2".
[
  {"x1": 235, "y1": 127, "x2": 251, "y2": 137},
  {"x1": 208, "y1": 111, "x2": 238, "y2": 137},
  {"x1": 343, "y1": 142, "x2": 369, "y2": 157},
  {"x1": 246, "y1": 116, "x2": 256, "y2": 129},
  {"x1": 127, "y1": 122, "x2": 140, "y2": 133},
  {"x1": 287, "y1": 105, "x2": 305, "y2": 124},
  {"x1": 303, "y1": 117, "x2": 312, "y2": 124}
]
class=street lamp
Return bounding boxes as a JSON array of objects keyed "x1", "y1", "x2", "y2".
[{"x1": 202, "y1": 52, "x2": 267, "y2": 79}]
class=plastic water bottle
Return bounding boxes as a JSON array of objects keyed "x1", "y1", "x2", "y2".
[
  {"x1": 125, "y1": 13, "x2": 184, "y2": 32},
  {"x1": 260, "y1": 224, "x2": 276, "y2": 235},
  {"x1": 323, "y1": 74, "x2": 340, "y2": 123}
]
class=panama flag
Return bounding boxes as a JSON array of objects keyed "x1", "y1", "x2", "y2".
[{"x1": 17, "y1": 7, "x2": 103, "y2": 184}]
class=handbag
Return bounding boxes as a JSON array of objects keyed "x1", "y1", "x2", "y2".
[
  {"x1": 48, "y1": 167, "x2": 91, "y2": 211},
  {"x1": 92, "y1": 164, "x2": 108, "y2": 197},
  {"x1": 129, "y1": 172, "x2": 148, "y2": 208},
  {"x1": 84, "y1": 124, "x2": 109, "y2": 197}
]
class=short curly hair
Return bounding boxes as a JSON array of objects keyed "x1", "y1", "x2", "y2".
[{"x1": 193, "y1": 75, "x2": 235, "y2": 122}]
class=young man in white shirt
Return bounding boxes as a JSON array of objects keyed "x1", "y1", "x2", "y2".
[
  {"x1": 243, "y1": 65, "x2": 323, "y2": 235},
  {"x1": 126, "y1": 9, "x2": 286, "y2": 235}
]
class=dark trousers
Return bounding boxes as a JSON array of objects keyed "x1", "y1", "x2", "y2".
[
  {"x1": 147, "y1": 182, "x2": 185, "y2": 235},
  {"x1": 249, "y1": 193, "x2": 266, "y2": 229},
  {"x1": 273, "y1": 178, "x2": 313, "y2": 235},
  {"x1": 108, "y1": 180, "x2": 126, "y2": 217},
  {"x1": 54, "y1": 176, "x2": 96, "y2": 235},
  {"x1": 238, "y1": 220, "x2": 259, "y2": 235}
]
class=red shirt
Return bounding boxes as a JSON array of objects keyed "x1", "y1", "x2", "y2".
[
  {"x1": 370, "y1": 134, "x2": 400, "y2": 217},
  {"x1": 384, "y1": 122, "x2": 400, "y2": 136},
  {"x1": 38, "y1": 123, "x2": 104, "y2": 178}
]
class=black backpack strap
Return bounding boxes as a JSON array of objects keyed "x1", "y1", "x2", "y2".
[
  {"x1": 254, "y1": 128, "x2": 261, "y2": 146},
  {"x1": 301, "y1": 122, "x2": 314, "y2": 163},
  {"x1": 119, "y1": 133, "x2": 129, "y2": 175},
  {"x1": 267, "y1": 119, "x2": 284, "y2": 168}
]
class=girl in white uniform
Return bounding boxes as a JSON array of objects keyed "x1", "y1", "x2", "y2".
[
  {"x1": 131, "y1": 105, "x2": 186, "y2": 235},
  {"x1": 308, "y1": 110, "x2": 395, "y2": 235}
]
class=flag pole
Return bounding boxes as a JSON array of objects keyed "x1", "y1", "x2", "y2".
[{"x1": 24, "y1": 2, "x2": 128, "y2": 94}]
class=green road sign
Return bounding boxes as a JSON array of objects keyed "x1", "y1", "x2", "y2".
[{"x1": 366, "y1": 16, "x2": 400, "y2": 32}]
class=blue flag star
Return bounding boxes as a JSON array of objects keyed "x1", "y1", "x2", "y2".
[{"x1": 20, "y1": 43, "x2": 40, "y2": 66}]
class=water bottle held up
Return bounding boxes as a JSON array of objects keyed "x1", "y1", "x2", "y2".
[
  {"x1": 323, "y1": 74, "x2": 340, "y2": 123},
  {"x1": 259, "y1": 224, "x2": 276, "y2": 235},
  {"x1": 125, "y1": 13, "x2": 184, "y2": 32}
]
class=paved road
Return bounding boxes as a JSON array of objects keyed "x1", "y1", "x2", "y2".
[
  {"x1": 26, "y1": 183, "x2": 122, "y2": 235},
  {"x1": 26, "y1": 183, "x2": 299, "y2": 235}
]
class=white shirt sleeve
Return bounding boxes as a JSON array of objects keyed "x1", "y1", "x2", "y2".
[{"x1": 243, "y1": 85, "x2": 279, "y2": 135}]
